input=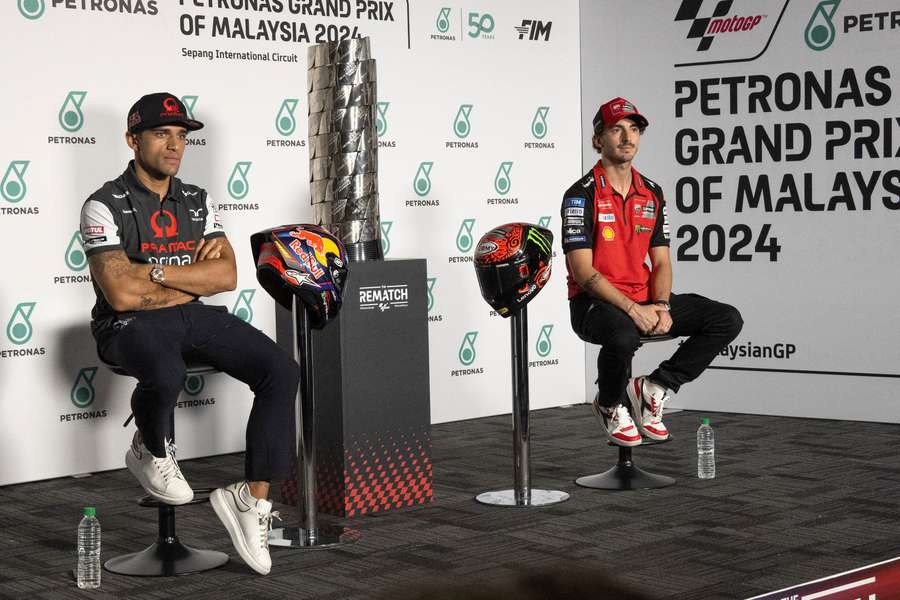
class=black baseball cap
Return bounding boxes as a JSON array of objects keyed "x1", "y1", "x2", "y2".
[{"x1": 126, "y1": 92, "x2": 204, "y2": 133}]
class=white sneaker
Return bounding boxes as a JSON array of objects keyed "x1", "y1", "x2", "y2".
[
  {"x1": 210, "y1": 481, "x2": 280, "y2": 575},
  {"x1": 125, "y1": 432, "x2": 194, "y2": 505},
  {"x1": 592, "y1": 395, "x2": 642, "y2": 447},
  {"x1": 626, "y1": 376, "x2": 670, "y2": 441}
]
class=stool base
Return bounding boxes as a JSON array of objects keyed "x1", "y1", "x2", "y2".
[
  {"x1": 475, "y1": 489, "x2": 570, "y2": 507},
  {"x1": 268, "y1": 526, "x2": 360, "y2": 549},
  {"x1": 104, "y1": 539, "x2": 228, "y2": 577},
  {"x1": 576, "y1": 462, "x2": 675, "y2": 490}
]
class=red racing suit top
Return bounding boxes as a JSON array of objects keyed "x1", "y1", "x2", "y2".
[{"x1": 560, "y1": 161, "x2": 669, "y2": 302}]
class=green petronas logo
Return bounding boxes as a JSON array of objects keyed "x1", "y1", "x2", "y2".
[
  {"x1": 413, "y1": 161, "x2": 433, "y2": 197},
  {"x1": 18, "y1": 0, "x2": 44, "y2": 19},
  {"x1": 458, "y1": 331, "x2": 478, "y2": 366},
  {"x1": 436, "y1": 7, "x2": 451, "y2": 33},
  {"x1": 426, "y1": 277, "x2": 436, "y2": 312},
  {"x1": 527, "y1": 227, "x2": 552, "y2": 255},
  {"x1": 456, "y1": 218, "x2": 476, "y2": 253},
  {"x1": 59, "y1": 91, "x2": 87, "y2": 133},
  {"x1": 1, "y1": 161, "x2": 30, "y2": 203},
  {"x1": 376, "y1": 102, "x2": 390, "y2": 137},
  {"x1": 805, "y1": 0, "x2": 841, "y2": 51},
  {"x1": 71, "y1": 367, "x2": 98, "y2": 408},
  {"x1": 276, "y1": 98, "x2": 299, "y2": 136},
  {"x1": 531, "y1": 106, "x2": 550, "y2": 139},
  {"x1": 232, "y1": 289, "x2": 255, "y2": 322},
  {"x1": 183, "y1": 373, "x2": 205, "y2": 396},
  {"x1": 6, "y1": 302, "x2": 36, "y2": 345},
  {"x1": 380, "y1": 221, "x2": 393, "y2": 256},
  {"x1": 494, "y1": 161, "x2": 513, "y2": 195},
  {"x1": 65, "y1": 231, "x2": 87, "y2": 271},
  {"x1": 453, "y1": 104, "x2": 473, "y2": 138},
  {"x1": 228, "y1": 161, "x2": 252, "y2": 199},
  {"x1": 181, "y1": 95, "x2": 199, "y2": 119},
  {"x1": 536, "y1": 324, "x2": 553, "y2": 357},
  {"x1": 538, "y1": 216, "x2": 551, "y2": 229}
]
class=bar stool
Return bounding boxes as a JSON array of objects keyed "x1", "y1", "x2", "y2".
[
  {"x1": 103, "y1": 363, "x2": 229, "y2": 576},
  {"x1": 576, "y1": 334, "x2": 677, "y2": 491}
]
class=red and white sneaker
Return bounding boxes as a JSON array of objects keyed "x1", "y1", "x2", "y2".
[
  {"x1": 592, "y1": 395, "x2": 642, "y2": 447},
  {"x1": 626, "y1": 377, "x2": 670, "y2": 441}
]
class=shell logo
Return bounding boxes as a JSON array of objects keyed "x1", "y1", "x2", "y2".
[{"x1": 602, "y1": 225, "x2": 616, "y2": 241}]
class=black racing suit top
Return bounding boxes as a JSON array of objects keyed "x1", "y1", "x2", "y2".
[{"x1": 79, "y1": 160, "x2": 225, "y2": 339}]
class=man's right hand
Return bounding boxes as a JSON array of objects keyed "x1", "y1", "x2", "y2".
[{"x1": 628, "y1": 303, "x2": 660, "y2": 334}]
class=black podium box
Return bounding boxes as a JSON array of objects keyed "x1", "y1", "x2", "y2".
[{"x1": 276, "y1": 259, "x2": 432, "y2": 517}]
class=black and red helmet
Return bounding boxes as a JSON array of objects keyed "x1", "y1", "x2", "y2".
[
  {"x1": 474, "y1": 222, "x2": 553, "y2": 317},
  {"x1": 250, "y1": 224, "x2": 349, "y2": 328}
]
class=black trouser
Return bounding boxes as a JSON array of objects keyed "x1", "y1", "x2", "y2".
[
  {"x1": 570, "y1": 292, "x2": 743, "y2": 408},
  {"x1": 96, "y1": 302, "x2": 300, "y2": 481}
]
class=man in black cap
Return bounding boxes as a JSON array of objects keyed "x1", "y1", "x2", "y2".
[
  {"x1": 561, "y1": 96, "x2": 743, "y2": 447},
  {"x1": 80, "y1": 92, "x2": 299, "y2": 575}
]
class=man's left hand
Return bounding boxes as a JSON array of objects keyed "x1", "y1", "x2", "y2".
[
  {"x1": 650, "y1": 307, "x2": 672, "y2": 335},
  {"x1": 195, "y1": 237, "x2": 223, "y2": 262}
]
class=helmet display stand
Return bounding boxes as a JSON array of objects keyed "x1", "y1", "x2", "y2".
[{"x1": 268, "y1": 294, "x2": 360, "y2": 548}]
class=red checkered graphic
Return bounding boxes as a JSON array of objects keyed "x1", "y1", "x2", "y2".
[{"x1": 280, "y1": 427, "x2": 433, "y2": 518}]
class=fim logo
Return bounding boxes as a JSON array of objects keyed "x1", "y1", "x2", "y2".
[
  {"x1": 515, "y1": 19, "x2": 552, "y2": 41},
  {"x1": 227, "y1": 161, "x2": 252, "y2": 199},
  {"x1": 359, "y1": 284, "x2": 409, "y2": 312},
  {"x1": 674, "y1": 0, "x2": 766, "y2": 51},
  {"x1": 231, "y1": 289, "x2": 255, "y2": 322},
  {"x1": 71, "y1": 367, "x2": 97, "y2": 408},
  {"x1": 59, "y1": 91, "x2": 87, "y2": 132},
  {"x1": 458, "y1": 331, "x2": 477, "y2": 366},
  {"x1": 376, "y1": 101, "x2": 390, "y2": 137},
  {"x1": 276, "y1": 98, "x2": 299, "y2": 136},
  {"x1": 65, "y1": 231, "x2": 87, "y2": 271},
  {"x1": 7, "y1": 302, "x2": 36, "y2": 345},
  {"x1": 1, "y1": 160, "x2": 30, "y2": 203},
  {"x1": 380, "y1": 220, "x2": 393, "y2": 256},
  {"x1": 805, "y1": 0, "x2": 840, "y2": 51},
  {"x1": 453, "y1": 104, "x2": 473, "y2": 138},
  {"x1": 18, "y1": 0, "x2": 44, "y2": 20},
  {"x1": 456, "y1": 218, "x2": 476, "y2": 253}
]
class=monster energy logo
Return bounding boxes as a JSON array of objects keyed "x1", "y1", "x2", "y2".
[
  {"x1": 527, "y1": 227, "x2": 552, "y2": 255},
  {"x1": 59, "y1": 91, "x2": 87, "y2": 133},
  {"x1": 531, "y1": 107, "x2": 549, "y2": 139},
  {"x1": 494, "y1": 162, "x2": 513, "y2": 195},
  {"x1": 18, "y1": 0, "x2": 44, "y2": 20},
  {"x1": 453, "y1": 104, "x2": 473, "y2": 138},
  {"x1": 805, "y1": 0, "x2": 840, "y2": 51},
  {"x1": 376, "y1": 102, "x2": 390, "y2": 137},
  {"x1": 458, "y1": 331, "x2": 478, "y2": 366},
  {"x1": 227, "y1": 162, "x2": 252, "y2": 200},
  {"x1": 380, "y1": 221, "x2": 393, "y2": 256},
  {"x1": 181, "y1": 95, "x2": 199, "y2": 119},
  {"x1": 71, "y1": 367, "x2": 98, "y2": 408},
  {"x1": 232, "y1": 289, "x2": 255, "y2": 322},
  {"x1": 1, "y1": 161, "x2": 30, "y2": 203},
  {"x1": 456, "y1": 218, "x2": 476, "y2": 253},
  {"x1": 6, "y1": 302, "x2": 36, "y2": 345},
  {"x1": 65, "y1": 231, "x2": 87, "y2": 271},
  {"x1": 275, "y1": 99, "x2": 299, "y2": 136}
]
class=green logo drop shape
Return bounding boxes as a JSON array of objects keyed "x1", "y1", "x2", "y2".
[
  {"x1": 456, "y1": 218, "x2": 476, "y2": 253},
  {"x1": 458, "y1": 331, "x2": 478, "y2": 366},
  {"x1": 232, "y1": 289, "x2": 255, "y2": 322},
  {"x1": 805, "y1": 0, "x2": 840, "y2": 51},
  {"x1": 453, "y1": 104, "x2": 473, "y2": 138},
  {"x1": 276, "y1": 99, "x2": 299, "y2": 136},
  {"x1": 494, "y1": 162, "x2": 513, "y2": 195},
  {"x1": 181, "y1": 95, "x2": 199, "y2": 119},
  {"x1": 436, "y1": 7, "x2": 451, "y2": 33},
  {"x1": 538, "y1": 216, "x2": 551, "y2": 229},
  {"x1": 531, "y1": 106, "x2": 550, "y2": 139},
  {"x1": 65, "y1": 231, "x2": 87, "y2": 271},
  {"x1": 58, "y1": 91, "x2": 87, "y2": 133},
  {"x1": 183, "y1": 373, "x2": 205, "y2": 396},
  {"x1": 426, "y1": 277, "x2": 436, "y2": 312},
  {"x1": 413, "y1": 161, "x2": 433, "y2": 197},
  {"x1": 228, "y1": 162, "x2": 252, "y2": 200},
  {"x1": 536, "y1": 324, "x2": 553, "y2": 357},
  {"x1": 71, "y1": 367, "x2": 97, "y2": 408},
  {"x1": 18, "y1": 0, "x2": 44, "y2": 20},
  {"x1": 380, "y1": 221, "x2": 393, "y2": 256},
  {"x1": 376, "y1": 102, "x2": 390, "y2": 137},
  {"x1": 1, "y1": 161, "x2": 29, "y2": 203},
  {"x1": 7, "y1": 302, "x2": 36, "y2": 345}
]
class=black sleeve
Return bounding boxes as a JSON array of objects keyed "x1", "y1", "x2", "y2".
[
  {"x1": 560, "y1": 186, "x2": 594, "y2": 254},
  {"x1": 649, "y1": 192, "x2": 670, "y2": 248}
]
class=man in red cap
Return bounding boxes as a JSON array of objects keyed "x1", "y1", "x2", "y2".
[{"x1": 561, "y1": 97, "x2": 743, "y2": 446}]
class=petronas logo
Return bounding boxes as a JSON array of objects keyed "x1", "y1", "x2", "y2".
[
  {"x1": 458, "y1": 331, "x2": 478, "y2": 366},
  {"x1": 453, "y1": 104, "x2": 473, "y2": 138},
  {"x1": 413, "y1": 161, "x2": 433, "y2": 197},
  {"x1": 227, "y1": 162, "x2": 252, "y2": 199},
  {"x1": 538, "y1": 216, "x2": 551, "y2": 228},
  {"x1": 59, "y1": 91, "x2": 87, "y2": 133},
  {"x1": 494, "y1": 161, "x2": 513, "y2": 195},
  {"x1": 380, "y1": 221, "x2": 393, "y2": 256},
  {"x1": 181, "y1": 95, "x2": 199, "y2": 119},
  {"x1": 536, "y1": 325, "x2": 553, "y2": 357},
  {"x1": 183, "y1": 373, "x2": 205, "y2": 396},
  {"x1": 436, "y1": 7, "x2": 451, "y2": 33},
  {"x1": 1, "y1": 161, "x2": 30, "y2": 203},
  {"x1": 276, "y1": 99, "x2": 299, "y2": 136},
  {"x1": 376, "y1": 102, "x2": 390, "y2": 137},
  {"x1": 456, "y1": 218, "x2": 476, "y2": 253},
  {"x1": 426, "y1": 277, "x2": 436, "y2": 312},
  {"x1": 65, "y1": 231, "x2": 87, "y2": 271},
  {"x1": 231, "y1": 289, "x2": 255, "y2": 322},
  {"x1": 805, "y1": 0, "x2": 840, "y2": 51},
  {"x1": 531, "y1": 106, "x2": 549, "y2": 139},
  {"x1": 6, "y1": 302, "x2": 36, "y2": 345},
  {"x1": 18, "y1": 0, "x2": 44, "y2": 20},
  {"x1": 71, "y1": 367, "x2": 98, "y2": 408}
]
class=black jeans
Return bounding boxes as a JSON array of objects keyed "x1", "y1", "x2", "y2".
[
  {"x1": 97, "y1": 302, "x2": 300, "y2": 481},
  {"x1": 570, "y1": 292, "x2": 743, "y2": 408}
]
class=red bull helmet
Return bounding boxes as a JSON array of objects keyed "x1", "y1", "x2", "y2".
[
  {"x1": 250, "y1": 224, "x2": 349, "y2": 328},
  {"x1": 474, "y1": 222, "x2": 553, "y2": 317}
]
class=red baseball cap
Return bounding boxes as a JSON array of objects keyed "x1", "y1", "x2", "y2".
[{"x1": 592, "y1": 97, "x2": 649, "y2": 133}]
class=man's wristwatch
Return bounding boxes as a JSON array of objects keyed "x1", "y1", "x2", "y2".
[
  {"x1": 149, "y1": 265, "x2": 166, "y2": 284},
  {"x1": 654, "y1": 300, "x2": 670, "y2": 311}
]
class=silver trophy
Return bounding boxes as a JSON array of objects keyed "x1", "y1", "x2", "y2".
[{"x1": 307, "y1": 38, "x2": 382, "y2": 261}]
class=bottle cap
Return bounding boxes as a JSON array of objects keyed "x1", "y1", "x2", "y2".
[
  {"x1": 701, "y1": 418, "x2": 710, "y2": 425},
  {"x1": 83, "y1": 507, "x2": 96, "y2": 517}
]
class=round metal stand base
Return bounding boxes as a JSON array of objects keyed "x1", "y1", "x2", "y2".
[
  {"x1": 475, "y1": 489, "x2": 570, "y2": 507},
  {"x1": 345, "y1": 240, "x2": 383, "y2": 262},
  {"x1": 104, "y1": 539, "x2": 228, "y2": 577},
  {"x1": 268, "y1": 526, "x2": 361, "y2": 549},
  {"x1": 575, "y1": 464, "x2": 675, "y2": 490}
]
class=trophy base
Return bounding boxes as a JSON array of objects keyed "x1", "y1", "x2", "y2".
[{"x1": 346, "y1": 240, "x2": 383, "y2": 262}]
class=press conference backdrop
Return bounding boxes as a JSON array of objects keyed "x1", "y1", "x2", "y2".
[
  {"x1": 0, "y1": 0, "x2": 582, "y2": 485},
  {"x1": 580, "y1": 0, "x2": 899, "y2": 421}
]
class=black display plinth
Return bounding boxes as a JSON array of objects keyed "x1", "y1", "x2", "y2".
[{"x1": 276, "y1": 259, "x2": 432, "y2": 517}]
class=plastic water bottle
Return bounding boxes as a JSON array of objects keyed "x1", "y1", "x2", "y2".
[
  {"x1": 77, "y1": 507, "x2": 101, "y2": 589},
  {"x1": 697, "y1": 418, "x2": 715, "y2": 479}
]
